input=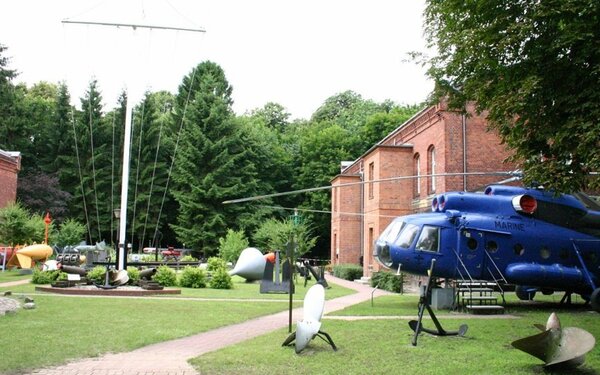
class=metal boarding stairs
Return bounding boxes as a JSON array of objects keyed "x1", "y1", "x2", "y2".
[{"x1": 453, "y1": 249, "x2": 506, "y2": 314}]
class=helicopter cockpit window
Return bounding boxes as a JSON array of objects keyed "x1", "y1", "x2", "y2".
[
  {"x1": 415, "y1": 225, "x2": 440, "y2": 252},
  {"x1": 397, "y1": 223, "x2": 420, "y2": 248},
  {"x1": 381, "y1": 220, "x2": 406, "y2": 243}
]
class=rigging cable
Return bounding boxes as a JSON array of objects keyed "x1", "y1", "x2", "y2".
[
  {"x1": 140, "y1": 102, "x2": 167, "y2": 249},
  {"x1": 151, "y1": 66, "x2": 198, "y2": 249},
  {"x1": 258, "y1": 205, "x2": 400, "y2": 218},
  {"x1": 110, "y1": 112, "x2": 116, "y2": 246},
  {"x1": 87, "y1": 90, "x2": 102, "y2": 241},
  {"x1": 70, "y1": 109, "x2": 93, "y2": 242},
  {"x1": 130, "y1": 100, "x2": 146, "y2": 247}
]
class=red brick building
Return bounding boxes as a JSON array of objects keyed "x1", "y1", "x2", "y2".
[
  {"x1": 330, "y1": 102, "x2": 516, "y2": 276},
  {"x1": 0, "y1": 150, "x2": 21, "y2": 208}
]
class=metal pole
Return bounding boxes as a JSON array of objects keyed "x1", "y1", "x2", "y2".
[
  {"x1": 61, "y1": 20, "x2": 205, "y2": 33},
  {"x1": 117, "y1": 100, "x2": 133, "y2": 270},
  {"x1": 1, "y1": 249, "x2": 6, "y2": 272},
  {"x1": 288, "y1": 240, "x2": 294, "y2": 333}
]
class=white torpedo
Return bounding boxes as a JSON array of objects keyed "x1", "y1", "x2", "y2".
[{"x1": 294, "y1": 283, "x2": 326, "y2": 353}]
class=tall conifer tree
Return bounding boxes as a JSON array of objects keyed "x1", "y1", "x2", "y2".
[{"x1": 170, "y1": 61, "x2": 264, "y2": 255}]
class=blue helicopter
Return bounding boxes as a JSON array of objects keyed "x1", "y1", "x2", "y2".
[{"x1": 374, "y1": 184, "x2": 600, "y2": 312}]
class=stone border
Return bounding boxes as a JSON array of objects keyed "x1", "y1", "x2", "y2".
[{"x1": 35, "y1": 285, "x2": 181, "y2": 296}]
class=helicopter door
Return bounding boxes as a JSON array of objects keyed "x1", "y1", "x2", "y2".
[{"x1": 459, "y1": 229, "x2": 486, "y2": 279}]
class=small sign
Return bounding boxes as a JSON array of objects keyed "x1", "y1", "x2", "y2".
[{"x1": 67, "y1": 274, "x2": 81, "y2": 281}]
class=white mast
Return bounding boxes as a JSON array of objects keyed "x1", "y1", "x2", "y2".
[{"x1": 62, "y1": 18, "x2": 205, "y2": 270}]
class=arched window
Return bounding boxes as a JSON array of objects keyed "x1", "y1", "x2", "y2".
[
  {"x1": 413, "y1": 153, "x2": 421, "y2": 197},
  {"x1": 428, "y1": 145, "x2": 436, "y2": 194}
]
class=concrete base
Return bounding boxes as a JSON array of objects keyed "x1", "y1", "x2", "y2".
[
  {"x1": 431, "y1": 287, "x2": 455, "y2": 310},
  {"x1": 35, "y1": 285, "x2": 181, "y2": 296}
]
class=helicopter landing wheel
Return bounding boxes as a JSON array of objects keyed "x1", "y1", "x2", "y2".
[
  {"x1": 515, "y1": 285, "x2": 536, "y2": 301},
  {"x1": 591, "y1": 288, "x2": 600, "y2": 313}
]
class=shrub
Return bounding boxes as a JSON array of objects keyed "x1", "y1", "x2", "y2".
[
  {"x1": 209, "y1": 267, "x2": 233, "y2": 289},
  {"x1": 179, "y1": 266, "x2": 207, "y2": 288},
  {"x1": 127, "y1": 267, "x2": 140, "y2": 285},
  {"x1": 332, "y1": 264, "x2": 363, "y2": 281},
  {"x1": 153, "y1": 265, "x2": 177, "y2": 287},
  {"x1": 370, "y1": 271, "x2": 404, "y2": 293},
  {"x1": 180, "y1": 255, "x2": 198, "y2": 262},
  {"x1": 207, "y1": 257, "x2": 227, "y2": 272},
  {"x1": 55, "y1": 219, "x2": 86, "y2": 247},
  {"x1": 218, "y1": 229, "x2": 249, "y2": 264},
  {"x1": 87, "y1": 266, "x2": 107, "y2": 284},
  {"x1": 31, "y1": 269, "x2": 60, "y2": 284},
  {"x1": 140, "y1": 254, "x2": 155, "y2": 262}
]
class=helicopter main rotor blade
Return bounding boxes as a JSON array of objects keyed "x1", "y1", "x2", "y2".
[{"x1": 222, "y1": 171, "x2": 521, "y2": 205}]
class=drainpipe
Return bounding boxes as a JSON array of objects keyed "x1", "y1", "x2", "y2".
[
  {"x1": 359, "y1": 161, "x2": 364, "y2": 270},
  {"x1": 462, "y1": 114, "x2": 467, "y2": 191}
]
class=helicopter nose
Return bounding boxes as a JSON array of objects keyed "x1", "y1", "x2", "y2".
[{"x1": 374, "y1": 241, "x2": 393, "y2": 268}]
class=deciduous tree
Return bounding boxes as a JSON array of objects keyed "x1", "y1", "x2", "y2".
[{"x1": 423, "y1": 0, "x2": 600, "y2": 191}]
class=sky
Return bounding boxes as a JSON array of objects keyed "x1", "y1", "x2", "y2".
[{"x1": 1, "y1": 0, "x2": 433, "y2": 120}]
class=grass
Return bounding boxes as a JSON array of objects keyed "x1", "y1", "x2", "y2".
[
  {"x1": 0, "y1": 269, "x2": 32, "y2": 284},
  {"x1": 0, "y1": 276, "x2": 352, "y2": 374},
  {"x1": 190, "y1": 292, "x2": 600, "y2": 375},
  {"x1": 176, "y1": 276, "x2": 354, "y2": 300}
]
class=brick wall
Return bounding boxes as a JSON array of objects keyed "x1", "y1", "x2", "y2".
[
  {"x1": 0, "y1": 151, "x2": 20, "y2": 208},
  {"x1": 331, "y1": 103, "x2": 517, "y2": 277}
]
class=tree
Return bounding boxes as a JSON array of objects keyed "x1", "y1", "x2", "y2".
[
  {"x1": 170, "y1": 61, "x2": 267, "y2": 255},
  {"x1": 249, "y1": 102, "x2": 291, "y2": 131},
  {"x1": 128, "y1": 91, "x2": 174, "y2": 250},
  {"x1": 16, "y1": 171, "x2": 71, "y2": 221},
  {"x1": 0, "y1": 203, "x2": 45, "y2": 246},
  {"x1": 71, "y1": 79, "x2": 113, "y2": 243},
  {"x1": 218, "y1": 229, "x2": 249, "y2": 264},
  {"x1": 0, "y1": 44, "x2": 26, "y2": 154},
  {"x1": 358, "y1": 104, "x2": 423, "y2": 151},
  {"x1": 54, "y1": 218, "x2": 86, "y2": 247},
  {"x1": 252, "y1": 218, "x2": 317, "y2": 258},
  {"x1": 294, "y1": 122, "x2": 353, "y2": 257},
  {"x1": 423, "y1": 0, "x2": 600, "y2": 192}
]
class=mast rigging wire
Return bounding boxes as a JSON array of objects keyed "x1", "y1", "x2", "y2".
[
  {"x1": 70, "y1": 109, "x2": 93, "y2": 242},
  {"x1": 130, "y1": 101, "x2": 146, "y2": 247},
  {"x1": 87, "y1": 92, "x2": 102, "y2": 241},
  {"x1": 110, "y1": 112, "x2": 116, "y2": 246},
  {"x1": 140, "y1": 104, "x2": 167, "y2": 249},
  {"x1": 151, "y1": 66, "x2": 198, "y2": 249}
]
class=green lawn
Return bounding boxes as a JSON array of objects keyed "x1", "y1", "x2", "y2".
[
  {"x1": 0, "y1": 277, "x2": 352, "y2": 374},
  {"x1": 190, "y1": 292, "x2": 600, "y2": 375},
  {"x1": 0, "y1": 269, "x2": 32, "y2": 284},
  {"x1": 176, "y1": 276, "x2": 354, "y2": 300}
]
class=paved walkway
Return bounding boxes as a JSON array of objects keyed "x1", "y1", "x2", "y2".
[{"x1": 17, "y1": 276, "x2": 392, "y2": 375}]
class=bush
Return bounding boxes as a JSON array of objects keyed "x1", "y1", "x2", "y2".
[
  {"x1": 127, "y1": 267, "x2": 140, "y2": 285},
  {"x1": 140, "y1": 254, "x2": 156, "y2": 262},
  {"x1": 218, "y1": 229, "x2": 249, "y2": 264},
  {"x1": 209, "y1": 267, "x2": 233, "y2": 289},
  {"x1": 370, "y1": 271, "x2": 403, "y2": 293},
  {"x1": 207, "y1": 257, "x2": 227, "y2": 272},
  {"x1": 55, "y1": 219, "x2": 86, "y2": 247},
  {"x1": 179, "y1": 266, "x2": 207, "y2": 288},
  {"x1": 180, "y1": 255, "x2": 198, "y2": 262},
  {"x1": 153, "y1": 265, "x2": 177, "y2": 287},
  {"x1": 332, "y1": 264, "x2": 363, "y2": 281},
  {"x1": 87, "y1": 266, "x2": 107, "y2": 284},
  {"x1": 31, "y1": 269, "x2": 60, "y2": 284}
]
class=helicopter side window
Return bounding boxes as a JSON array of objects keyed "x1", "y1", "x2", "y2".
[
  {"x1": 397, "y1": 224, "x2": 420, "y2": 248},
  {"x1": 540, "y1": 246, "x2": 551, "y2": 259},
  {"x1": 415, "y1": 225, "x2": 440, "y2": 252}
]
